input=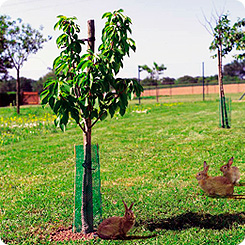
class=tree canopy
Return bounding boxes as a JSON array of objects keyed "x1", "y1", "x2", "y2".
[
  {"x1": 41, "y1": 10, "x2": 143, "y2": 132},
  {"x1": 209, "y1": 14, "x2": 245, "y2": 60}
]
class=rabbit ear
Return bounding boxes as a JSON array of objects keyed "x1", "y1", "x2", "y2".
[
  {"x1": 122, "y1": 200, "x2": 128, "y2": 211},
  {"x1": 128, "y1": 202, "x2": 134, "y2": 210},
  {"x1": 228, "y1": 157, "x2": 233, "y2": 166},
  {"x1": 203, "y1": 161, "x2": 209, "y2": 172}
]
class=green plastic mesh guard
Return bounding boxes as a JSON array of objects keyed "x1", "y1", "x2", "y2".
[
  {"x1": 73, "y1": 144, "x2": 102, "y2": 232},
  {"x1": 219, "y1": 96, "x2": 231, "y2": 128}
]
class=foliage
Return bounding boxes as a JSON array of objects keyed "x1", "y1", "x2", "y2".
[
  {"x1": 0, "y1": 77, "x2": 15, "y2": 92},
  {"x1": 209, "y1": 14, "x2": 245, "y2": 60},
  {"x1": 140, "y1": 62, "x2": 167, "y2": 86},
  {"x1": 140, "y1": 77, "x2": 159, "y2": 86},
  {"x1": 0, "y1": 14, "x2": 49, "y2": 113},
  {"x1": 176, "y1": 75, "x2": 198, "y2": 84},
  {"x1": 223, "y1": 59, "x2": 245, "y2": 79},
  {"x1": 34, "y1": 71, "x2": 56, "y2": 94},
  {"x1": 0, "y1": 71, "x2": 56, "y2": 94},
  {"x1": 161, "y1": 77, "x2": 175, "y2": 85},
  {"x1": 0, "y1": 15, "x2": 48, "y2": 72},
  {"x1": 0, "y1": 100, "x2": 245, "y2": 244},
  {"x1": 0, "y1": 76, "x2": 36, "y2": 93},
  {"x1": 41, "y1": 9, "x2": 143, "y2": 132}
]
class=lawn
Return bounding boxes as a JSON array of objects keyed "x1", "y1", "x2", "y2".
[{"x1": 0, "y1": 95, "x2": 245, "y2": 244}]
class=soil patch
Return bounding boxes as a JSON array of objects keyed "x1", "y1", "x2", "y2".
[{"x1": 50, "y1": 225, "x2": 96, "y2": 242}]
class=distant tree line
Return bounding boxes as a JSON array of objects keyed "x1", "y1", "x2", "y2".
[
  {"x1": 0, "y1": 71, "x2": 56, "y2": 93},
  {"x1": 141, "y1": 60, "x2": 245, "y2": 87}
]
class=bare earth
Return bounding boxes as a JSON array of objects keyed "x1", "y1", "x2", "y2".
[{"x1": 141, "y1": 83, "x2": 245, "y2": 97}]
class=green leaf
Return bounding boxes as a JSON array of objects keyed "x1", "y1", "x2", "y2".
[
  {"x1": 40, "y1": 90, "x2": 50, "y2": 105},
  {"x1": 53, "y1": 100, "x2": 61, "y2": 114},
  {"x1": 43, "y1": 79, "x2": 56, "y2": 89},
  {"x1": 77, "y1": 59, "x2": 93, "y2": 71},
  {"x1": 102, "y1": 12, "x2": 111, "y2": 19},
  {"x1": 94, "y1": 98, "x2": 100, "y2": 110},
  {"x1": 56, "y1": 33, "x2": 68, "y2": 46},
  {"x1": 119, "y1": 107, "x2": 126, "y2": 116},
  {"x1": 60, "y1": 109, "x2": 69, "y2": 131},
  {"x1": 49, "y1": 97, "x2": 55, "y2": 109},
  {"x1": 109, "y1": 103, "x2": 117, "y2": 118},
  {"x1": 61, "y1": 82, "x2": 71, "y2": 94},
  {"x1": 53, "y1": 56, "x2": 62, "y2": 69},
  {"x1": 70, "y1": 108, "x2": 80, "y2": 124},
  {"x1": 99, "y1": 111, "x2": 108, "y2": 121},
  {"x1": 119, "y1": 92, "x2": 128, "y2": 109}
]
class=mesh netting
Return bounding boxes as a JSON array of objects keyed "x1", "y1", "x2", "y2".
[
  {"x1": 73, "y1": 144, "x2": 102, "y2": 232},
  {"x1": 219, "y1": 96, "x2": 231, "y2": 128}
]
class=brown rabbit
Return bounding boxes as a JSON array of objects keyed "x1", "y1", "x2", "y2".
[
  {"x1": 220, "y1": 157, "x2": 240, "y2": 185},
  {"x1": 97, "y1": 200, "x2": 135, "y2": 239},
  {"x1": 196, "y1": 161, "x2": 234, "y2": 196}
]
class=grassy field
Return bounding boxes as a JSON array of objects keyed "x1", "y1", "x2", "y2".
[{"x1": 0, "y1": 94, "x2": 245, "y2": 244}]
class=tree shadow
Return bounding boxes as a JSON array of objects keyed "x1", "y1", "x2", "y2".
[
  {"x1": 216, "y1": 194, "x2": 245, "y2": 199},
  {"x1": 107, "y1": 234, "x2": 157, "y2": 240},
  {"x1": 236, "y1": 182, "x2": 245, "y2": 187},
  {"x1": 136, "y1": 211, "x2": 245, "y2": 232}
]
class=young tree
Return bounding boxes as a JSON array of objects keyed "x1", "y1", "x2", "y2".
[
  {"x1": 205, "y1": 13, "x2": 245, "y2": 128},
  {"x1": 140, "y1": 62, "x2": 166, "y2": 102},
  {"x1": 41, "y1": 9, "x2": 143, "y2": 233},
  {"x1": 0, "y1": 15, "x2": 49, "y2": 113}
]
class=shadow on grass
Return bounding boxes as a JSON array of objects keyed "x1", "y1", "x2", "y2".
[
  {"x1": 236, "y1": 182, "x2": 245, "y2": 187},
  {"x1": 103, "y1": 234, "x2": 158, "y2": 240},
  {"x1": 217, "y1": 194, "x2": 245, "y2": 199},
  {"x1": 136, "y1": 211, "x2": 245, "y2": 232}
]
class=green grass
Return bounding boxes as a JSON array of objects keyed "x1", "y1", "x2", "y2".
[{"x1": 1, "y1": 95, "x2": 245, "y2": 244}]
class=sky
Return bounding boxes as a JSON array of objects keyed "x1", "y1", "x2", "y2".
[{"x1": 0, "y1": 0, "x2": 245, "y2": 81}]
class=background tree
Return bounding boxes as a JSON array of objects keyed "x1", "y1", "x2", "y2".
[
  {"x1": 161, "y1": 77, "x2": 175, "y2": 85},
  {"x1": 140, "y1": 62, "x2": 167, "y2": 83},
  {"x1": 176, "y1": 75, "x2": 198, "y2": 84},
  {"x1": 34, "y1": 70, "x2": 56, "y2": 94},
  {"x1": 204, "y1": 13, "x2": 245, "y2": 128},
  {"x1": 0, "y1": 77, "x2": 15, "y2": 93},
  {"x1": 41, "y1": 10, "x2": 142, "y2": 233},
  {"x1": 224, "y1": 60, "x2": 245, "y2": 79},
  {"x1": 0, "y1": 15, "x2": 49, "y2": 114},
  {"x1": 0, "y1": 76, "x2": 37, "y2": 93},
  {"x1": 140, "y1": 62, "x2": 166, "y2": 102}
]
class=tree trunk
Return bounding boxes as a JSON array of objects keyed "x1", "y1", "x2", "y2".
[
  {"x1": 218, "y1": 45, "x2": 230, "y2": 128},
  {"x1": 16, "y1": 68, "x2": 20, "y2": 114},
  {"x1": 217, "y1": 47, "x2": 224, "y2": 98},
  {"x1": 156, "y1": 83, "x2": 159, "y2": 103},
  {"x1": 81, "y1": 19, "x2": 95, "y2": 234},
  {"x1": 82, "y1": 119, "x2": 94, "y2": 233}
]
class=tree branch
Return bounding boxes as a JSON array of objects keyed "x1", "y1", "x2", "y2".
[
  {"x1": 90, "y1": 110, "x2": 107, "y2": 129},
  {"x1": 78, "y1": 121, "x2": 86, "y2": 133}
]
